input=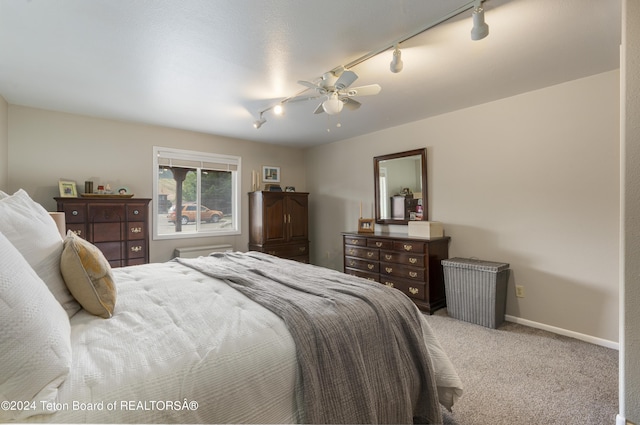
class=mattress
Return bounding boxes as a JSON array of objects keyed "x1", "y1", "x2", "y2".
[{"x1": 25, "y1": 258, "x2": 461, "y2": 423}]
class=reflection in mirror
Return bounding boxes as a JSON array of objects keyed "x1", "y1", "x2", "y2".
[{"x1": 374, "y1": 148, "x2": 427, "y2": 225}]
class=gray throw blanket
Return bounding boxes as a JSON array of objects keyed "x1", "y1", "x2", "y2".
[{"x1": 177, "y1": 252, "x2": 441, "y2": 424}]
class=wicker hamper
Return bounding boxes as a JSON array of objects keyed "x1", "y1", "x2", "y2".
[{"x1": 441, "y1": 258, "x2": 510, "y2": 329}]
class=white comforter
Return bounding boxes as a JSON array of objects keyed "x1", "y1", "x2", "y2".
[{"x1": 27, "y1": 259, "x2": 461, "y2": 423}]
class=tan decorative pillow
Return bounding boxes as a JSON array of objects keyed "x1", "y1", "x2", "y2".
[{"x1": 60, "y1": 231, "x2": 116, "y2": 318}]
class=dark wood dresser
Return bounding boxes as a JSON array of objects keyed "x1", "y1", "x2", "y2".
[
  {"x1": 342, "y1": 232, "x2": 450, "y2": 314},
  {"x1": 55, "y1": 197, "x2": 151, "y2": 267},
  {"x1": 249, "y1": 191, "x2": 309, "y2": 263}
]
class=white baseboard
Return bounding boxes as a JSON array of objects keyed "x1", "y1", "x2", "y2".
[{"x1": 504, "y1": 315, "x2": 619, "y2": 350}]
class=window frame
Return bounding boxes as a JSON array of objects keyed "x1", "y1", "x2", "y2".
[{"x1": 152, "y1": 146, "x2": 241, "y2": 240}]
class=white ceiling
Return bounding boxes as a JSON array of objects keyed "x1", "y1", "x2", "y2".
[{"x1": 0, "y1": 0, "x2": 621, "y2": 148}]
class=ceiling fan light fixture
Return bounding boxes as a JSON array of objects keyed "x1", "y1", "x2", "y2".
[
  {"x1": 322, "y1": 93, "x2": 344, "y2": 115},
  {"x1": 470, "y1": 3, "x2": 489, "y2": 41},
  {"x1": 390, "y1": 45, "x2": 403, "y2": 73}
]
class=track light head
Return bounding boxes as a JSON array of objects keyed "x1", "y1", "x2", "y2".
[
  {"x1": 390, "y1": 45, "x2": 403, "y2": 73},
  {"x1": 273, "y1": 104, "x2": 284, "y2": 115},
  {"x1": 253, "y1": 113, "x2": 266, "y2": 129},
  {"x1": 470, "y1": 4, "x2": 489, "y2": 41}
]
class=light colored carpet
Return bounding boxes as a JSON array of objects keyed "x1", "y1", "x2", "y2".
[{"x1": 424, "y1": 309, "x2": 618, "y2": 425}]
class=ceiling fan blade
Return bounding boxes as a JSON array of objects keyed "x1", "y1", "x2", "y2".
[
  {"x1": 342, "y1": 98, "x2": 361, "y2": 111},
  {"x1": 334, "y1": 70, "x2": 358, "y2": 90},
  {"x1": 343, "y1": 84, "x2": 381, "y2": 97},
  {"x1": 297, "y1": 80, "x2": 318, "y2": 89},
  {"x1": 287, "y1": 93, "x2": 323, "y2": 103},
  {"x1": 313, "y1": 102, "x2": 325, "y2": 114}
]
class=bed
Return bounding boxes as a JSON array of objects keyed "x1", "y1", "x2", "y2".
[{"x1": 0, "y1": 189, "x2": 462, "y2": 424}]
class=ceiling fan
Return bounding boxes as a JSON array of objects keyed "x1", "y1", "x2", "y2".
[{"x1": 292, "y1": 67, "x2": 382, "y2": 115}]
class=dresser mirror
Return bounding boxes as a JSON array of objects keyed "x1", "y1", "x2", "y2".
[{"x1": 374, "y1": 148, "x2": 427, "y2": 225}]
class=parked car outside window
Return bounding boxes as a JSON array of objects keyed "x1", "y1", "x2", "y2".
[{"x1": 167, "y1": 204, "x2": 223, "y2": 225}]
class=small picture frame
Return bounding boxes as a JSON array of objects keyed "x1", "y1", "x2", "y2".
[
  {"x1": 58, "y1": 180, "x2": 78, "y2": 197},
  {"x1": 262, "y1": 166, "x2": 280, "y2": 183},
  {"x1": 358, "y1": 218, "x2": 375, "y2": 234}
]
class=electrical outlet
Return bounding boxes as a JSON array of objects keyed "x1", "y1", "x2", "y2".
[{"x1": 515, "y1": 285, "x2": 525, "y2": 298}]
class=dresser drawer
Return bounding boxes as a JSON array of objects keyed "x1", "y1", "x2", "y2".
[
  {"x1": 380, "y1": 263, "x2": 425, "y2": 281},
  {"x1": 66, "y1": 223, "x2": 86, "y2": 238},
  {"x1": 380, "y1": 276, "x2": 426, "y2": 301},
  {"x1": 367, "y1": 238, "x2": 393, "y2": 250},
  {"x1": 88, "y1": 204, "x2": 125, "y2": 222},
  {"x1": 61, "y1": 203, "x2": 86, "y2": 223},
  {"x1": 345, "y1": 267, "x2": 379, "y2": 282},
  {"x1": 260, "y1": 243, "x2": 309, "y2": 258},
  {"x1": 344, "y1": 256, "x2": 379, "y2": 273},
  {"x1": 344, "y1": 246, "x2": 379, "y2": 260},
  {"x1": 127, "y1": 204, "x2": 147, "y2": 220},
  {"x1": 127, "y1": 240, "x2": 146, "y2": 259},
  {"x1": 127, "y1": 221, "x2": 146, "y2": 240},
  {"x1": 380, "y1": 251, "x2": 425, "y2": 267},
  {"x1": 393, "y1": 240, "x2": 425, "y2": 253},
  {"x1": 343, "y1": 235, "x2": 367, "y2": 247}
]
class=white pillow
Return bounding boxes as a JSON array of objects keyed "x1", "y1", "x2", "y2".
[
  {"x1": 0, "y1": 189, "x2": 80, "y2": 317},
  {"x1": 0, "y1": 231, "x2": 72, "y2": 421},
  {"x1": 0, "y1": 190, "x2": 8, "y2": 199}
]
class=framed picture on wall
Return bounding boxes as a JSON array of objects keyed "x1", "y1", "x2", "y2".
[
  {"x1": 58, "y1": 180, "x2": 78, "y2": 197},
  {"x1": 262, "y1": 166, "x2": 280, "y2": 183}
]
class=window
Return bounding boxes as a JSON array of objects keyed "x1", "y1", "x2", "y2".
[{"x1": 153, "y1": 146, "x2": 241, "y2": 240}]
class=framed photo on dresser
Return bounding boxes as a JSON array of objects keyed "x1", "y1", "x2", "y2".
[{"x1": 58, "y1": 180, "x2": 77, "y2": 197}]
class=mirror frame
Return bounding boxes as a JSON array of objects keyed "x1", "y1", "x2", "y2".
[{"x1": 374, "y1": 148, "x2": 428, "y2": 225}]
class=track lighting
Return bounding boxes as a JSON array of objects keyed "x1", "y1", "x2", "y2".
[
  {"x1": 253, "y1": 1, "x2": 493, "y2": 127},
  {"x1": 390, "y1": 44, "x2": 403, "y2": 73},
  {"x1": 322, "y1": 92, "x2": 344, "y2": 115},
  {"x1": 253, "y1": 112, "x2": 266, "y2": 129},
  {"x1": 470, "y1": 2, "x2": 489, "y2": 41}
]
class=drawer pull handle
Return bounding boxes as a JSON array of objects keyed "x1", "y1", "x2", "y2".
[
  {"x1": 384, "y1": 281, "x2": 394, "y2": 288},
  {"x1": 73, "y1": 230, "x2": 82, "y2": 236},
  {"x1": 367, "y1": 277, "x2": 376, "y2": 282},
  {"x1": 133, "y1": 210, "x2": 140, "y2": 215},
  {"x1": 130, "y1": 227, "x2": 142, "y2": 233},
  {"x1": 72, "y1": 210, "x2": 79, "y2": 216},
  {"x1": 403, "y1": 244, "x2": 413, "y2": 251},
  {"x1": 385, "y1": 254, "x2": 392, "y2": 260},
  {"x1": 299, "y1": 247, "x2": 306, "y2": 252},
  {"x1": 367, "y1": 264, "x2": 374, "y2": 270},
  {"x1": 375, "y1": 242, "x2": 382, "y2": 247},
  {"x1": 409, "y1": 258, "x2": 417, "y2": 264},
  {"x1": 367, "y1": 252, "x2": 374, "y2": 258},
  {"x1": 385, "y1": 267, "x2": 393, "y2": 273},
  {"x1": 268, "y1": 251, "x2": 277, "y2": 255},
  {"x1": 349, "y1": 239, "x2": 358, "y2": 244},
  {"x1": 409, "y1": 287, "x2": 419, "y2": 295},
  {"x1": 131, "y1": 246, "x2": 142, "y2": 252},
  {"x1": 409, "y1": 271, "x2": 418, "y2": 278},
  {"x1": 348, "y1": 260, "x2": 355, "y2": 266},
  {"x1": 348, "y1": 249, "x2": 356, "y2": 255}
]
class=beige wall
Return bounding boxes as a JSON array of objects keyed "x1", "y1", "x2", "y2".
[
  {"x1": 306, "y1": 70, "x2": 620, "y2": 345},
  {"x1": 621, "y1": 0, "x2": 640, "y2": 422},
  {"x1": 6, "y1": 106, "x2": 307, "y2": 262},
  {"x1": 0, "y1": 95, "x2": 7, "y2": 190}
]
